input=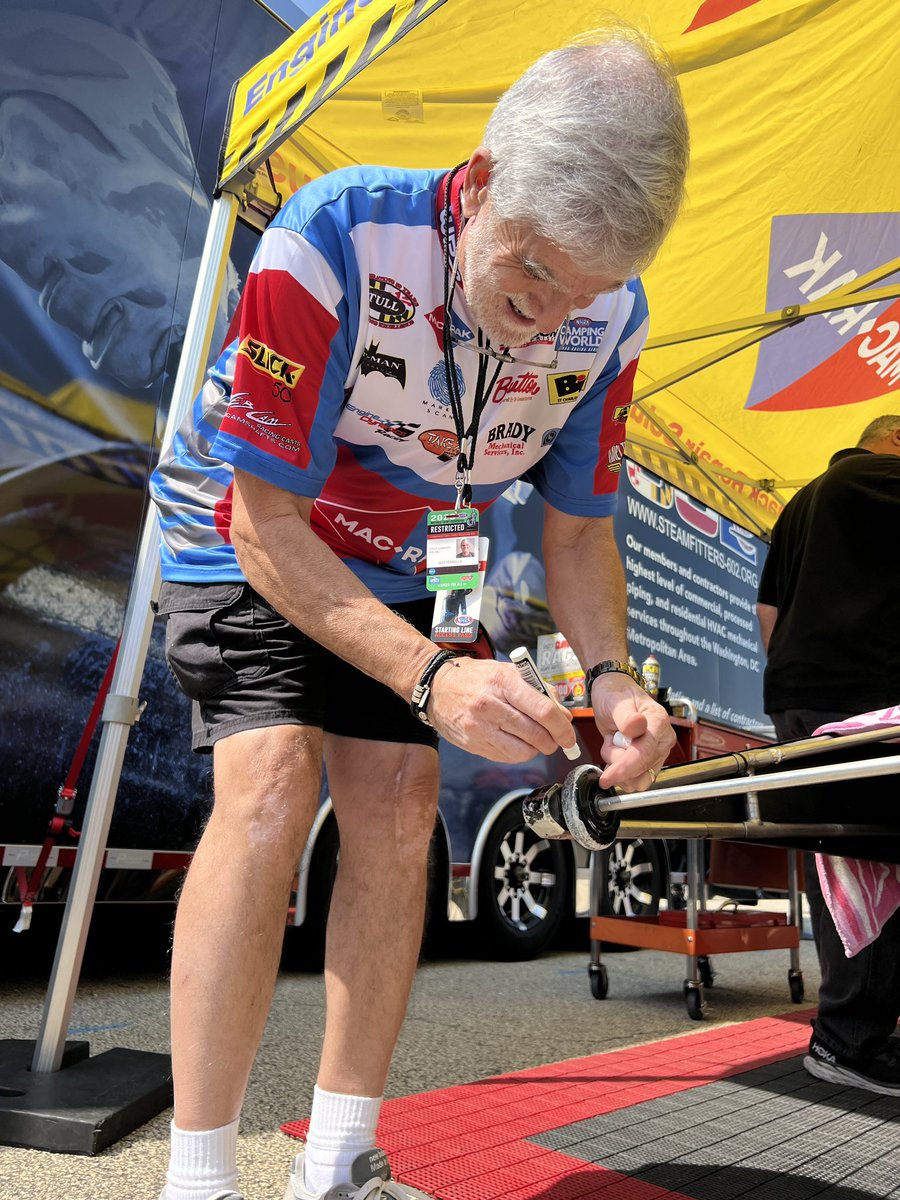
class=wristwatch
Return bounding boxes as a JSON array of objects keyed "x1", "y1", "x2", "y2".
[
  {"x1": 583, "y1": 658, "x2": 643, "y2": 697},
  {"x1": 410, "y1": 649, "x2": 457, "y2": 726}
]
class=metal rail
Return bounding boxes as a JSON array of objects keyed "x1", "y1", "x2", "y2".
[
  {"x1": 615, "y1": 820, "x2": 897, "y2": 841},
  {"x1": 595, "y1": 753, "x2": 900, "y2": 816}
]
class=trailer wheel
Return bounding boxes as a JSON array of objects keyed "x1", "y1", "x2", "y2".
[
  {"x1": 476, "y1": 803, "x2": 570, "y2": 960},
  {"x1": 598, "y1": 837, "x2": 668, "y2": 918}
]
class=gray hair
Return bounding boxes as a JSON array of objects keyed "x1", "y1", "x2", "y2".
[
  {"x1": 482, "y1": 22, "x2": 689, "y2": 278},
  {"x1": 858, "y1": 414, "x2": 900, "y2": 447}
]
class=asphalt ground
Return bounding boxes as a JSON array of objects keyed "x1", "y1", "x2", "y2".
[{"x1": 0, "y1": 908, "x2": 826, "y2": 1200}]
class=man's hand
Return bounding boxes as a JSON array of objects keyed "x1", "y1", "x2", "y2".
[
  {"x1": 427, "y1": 657, "x2": 579, "y2": 763},
  {"x1": 589, "y1": 674, "x2": 674, "y2": 791}
]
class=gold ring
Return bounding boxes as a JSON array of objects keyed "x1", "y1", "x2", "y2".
[{"x1": 647, "y1": 768, "x2": 657, "y2": 783}]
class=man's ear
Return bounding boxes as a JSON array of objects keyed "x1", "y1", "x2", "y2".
[{"x1": 460, "y1": 148, "x2": 493, "y2": 218}]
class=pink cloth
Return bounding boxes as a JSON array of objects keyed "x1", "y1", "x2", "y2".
[{"x1": 811, "y1": 706, "x2": 900, "y2": 957}]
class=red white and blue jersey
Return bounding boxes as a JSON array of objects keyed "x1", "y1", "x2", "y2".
[{"x1": 151, "y1": 165, "x2": 648, "y2": 603}]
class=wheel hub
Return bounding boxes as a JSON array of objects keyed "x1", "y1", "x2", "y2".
[
  {"x1": 613, "y1": 865, "x2": 632, "y2": 890},
  {"x1": 506, "y1": 858, "x2": 528, "y2": 889}
]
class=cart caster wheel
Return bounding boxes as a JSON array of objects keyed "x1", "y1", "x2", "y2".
[
  {"x1": 588, "y1": 964, "x2": 609, "y2": 1000},
  {"x1": 684, "y1": 982, "x2": 705, "y2": 1020},
  {"x1": 698, "y1": 956, "x2": 715, "y2": 988},
  {"x1": 789, "y1": 969, "x2": 805, "y2": 1004}
]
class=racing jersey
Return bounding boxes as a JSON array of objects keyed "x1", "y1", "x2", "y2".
[{"x1": 150, "y1": 164, "x2": 648, "y2": 603}]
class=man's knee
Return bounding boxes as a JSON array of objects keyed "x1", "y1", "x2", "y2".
[
  {"x1": 329, "y1": 740, "x2": 439, "y2": 855},
  {"x1": 211, "y1": 724, "x2": 324, "y2": 853}
]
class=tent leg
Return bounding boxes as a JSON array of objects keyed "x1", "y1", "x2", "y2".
[{"x1": 0, "y1": 192, "x2": 239, "y2": 1154}]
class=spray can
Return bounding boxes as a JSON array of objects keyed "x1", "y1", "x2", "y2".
[{"x1": 641, "y1": 654, "x2": 660, "y2": 697}]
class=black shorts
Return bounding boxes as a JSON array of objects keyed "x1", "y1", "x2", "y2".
[{"x1": 156, "y1": 581, "x2": 439, "y2": 753}]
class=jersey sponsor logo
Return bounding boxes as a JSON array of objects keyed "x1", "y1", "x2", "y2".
[
  {"x1": 328, "y1": 508, "x2": 427, "y2": 559},
  {"x1": 484, "y1": 421, "x2": 536, "y2": 457},
  {"x1": 425, "y1": 305, "x2": 473, "y2": 351},
  {"x1": 227, "y1": 394, "x2": 291, "y2": 427},
  {"x1": 613, "y1": 403, "x2": 632, "y2": 423},
  {"x1": 418, "y1": 428, "x2": 460, "y2": 461},
  {"x1": 547, "y1": 370, "x2": 589, "y2": 405},
  {"x1": 556, "y1": 316, "x2": 608, "y2": 354},
  {"x1": 524, "y1": 329, "x2": 558, "y2": 347},
  {"x1": 345, "y1": 401, "x2": 419, "y2": 441},
  {"x1": 492, "y1": 372, "x2": 541, "y2": 404},
  {"x1": 368, "y1": 275, "x2": 417, "y2": 328},
  {"x1": 237, "y1": 336, "x2": 305, "y2": 389},
  {"x1": 425, "y1": 360, "x2": 464, "y2": 415},
  {"x1": 607, "y1": 443, "x2": 624, "y2": 473},
  {"x1": 359, "y1": 341, "x2": 407, "y2": 387},
  {"x1": 542, "y1": 428, "x2": 560, "y2": 447}
]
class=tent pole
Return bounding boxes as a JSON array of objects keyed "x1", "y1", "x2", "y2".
[{"x1": 31, "y1": 192, "x2": 239, "y2": 1077}]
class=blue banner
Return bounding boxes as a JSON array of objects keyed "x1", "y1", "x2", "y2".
[{"x1": 615, "y1": 461, "x2": 769, "y2": 731}]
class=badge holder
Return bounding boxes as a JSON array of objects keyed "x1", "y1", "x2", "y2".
[{"x1": 430, "y1": 536, "x2": 490, "y2": 645}]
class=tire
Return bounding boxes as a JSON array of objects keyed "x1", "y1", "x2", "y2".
[
  {"x1": 588, "y1": 963, "x2": 609, "y2": 999},
  {"x1": 789, "y1": 969, "x2": 805, "y2": 1004},
  {"x1": 598, "y1": 837, "x2": 668, "y2": 918},
  {"x1": 476, "y1": 803, "x2": 571, "y2": 960},
  {"x1": 684, "y1": 982, "x2": 705, "y2": 1020}
]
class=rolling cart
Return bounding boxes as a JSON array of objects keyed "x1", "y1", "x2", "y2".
[
  {"x1": 524, "y1": 721, "x2": 900, "y2": 1019},
  {"x1": 587, "y1": 837, "x2": 805, "y2": 1019}
]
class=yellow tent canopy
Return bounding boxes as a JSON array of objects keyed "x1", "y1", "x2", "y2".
[{"x1": 216, "y1": 0, "x2": 900, "y2": 535}]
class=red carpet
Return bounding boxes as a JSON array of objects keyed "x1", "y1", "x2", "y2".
[{"x1": 281, "y1": 1010, "x2": 822, "y2": 1199}]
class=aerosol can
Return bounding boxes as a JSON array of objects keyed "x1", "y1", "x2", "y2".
[{"x1": 641, "y1": 654, "x2": 660, "y2": 697}]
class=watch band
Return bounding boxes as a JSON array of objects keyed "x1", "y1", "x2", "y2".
[
  {"x1": 410, "y1": 649, "x2": 457, "y2": 726},
  {"x1": 584, "y1": 658, "x2": 643, "y2": 696}
]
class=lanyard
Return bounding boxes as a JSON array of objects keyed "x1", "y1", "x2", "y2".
[{"x1": 440, "y1": 165, "x2": 503, "y2": 509}]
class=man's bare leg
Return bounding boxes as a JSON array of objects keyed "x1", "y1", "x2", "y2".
[
  {"x1": 317, "y1": 735, "x2": 439, "y2": 1096},
  {"x1": 170, "y1": 722, "x2": 324, "y2": 1130}
]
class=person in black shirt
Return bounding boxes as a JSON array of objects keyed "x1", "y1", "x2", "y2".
[{"x1": 756, "y1": 412, "x2": 900, "y2": 1096}]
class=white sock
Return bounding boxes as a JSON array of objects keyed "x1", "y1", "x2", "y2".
[
  {"x1": 164, "y1": 1118, "x2": 240, "y2": 1200},
  {"x1": 303, "y1": 1086, "x2": 383, "y2": 1195}
]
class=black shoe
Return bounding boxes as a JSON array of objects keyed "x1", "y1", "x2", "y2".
[{"x1": 803, "y1": 1033, "x2": 900, "y2": 1096}]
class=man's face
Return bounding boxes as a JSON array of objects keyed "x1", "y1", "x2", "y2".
[{"x1": 457, "y1": 195, "x2": 624, "y2": 348}]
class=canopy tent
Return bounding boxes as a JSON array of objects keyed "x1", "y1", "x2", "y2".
[{"x1": 217, "y1": 0, "x2": 900, "y2": 535}]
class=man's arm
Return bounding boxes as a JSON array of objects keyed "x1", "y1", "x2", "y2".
[
  {"x1": 229, "y1": 468, "x2": 578, "y2": 763},
  {"x1": 756, "y1": 602, "x2": 777, "y2": 653},
  {"x1": 542, "y1": 503, "x2": 674, "y2": 791}
]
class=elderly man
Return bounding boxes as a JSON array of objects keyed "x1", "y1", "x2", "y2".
[{"x1": 150, "y1": 23, "x2": 688, "y2": 1200}]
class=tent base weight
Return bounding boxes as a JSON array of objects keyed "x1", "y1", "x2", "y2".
[{"x1": 0, "y1": 1039, "x2": 172, "y2": 1155}]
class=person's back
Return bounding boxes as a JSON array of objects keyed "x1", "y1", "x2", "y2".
[
  {"x1": 756, "y1": 412, "x2": 900, "y2": 1099},
  {"x1": 759, "y1": 444, "x2": 900, "y2": 714}
]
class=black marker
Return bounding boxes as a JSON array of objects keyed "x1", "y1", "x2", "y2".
[{"x1": 510, "y1": 647, "x2": 581, "y2": 760}]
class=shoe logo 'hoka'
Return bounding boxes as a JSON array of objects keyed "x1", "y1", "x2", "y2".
[{"x1": 813, "y1": 1043, "x2": 836, "y2": 1063}]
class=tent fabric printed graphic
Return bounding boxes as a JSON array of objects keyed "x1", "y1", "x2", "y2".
[
  {"x1": 212, "y1": 0, "x2": 900, "y2": 536},
  {"x1": 747, "y1": 214, "x2": 900, "y2": 411}
]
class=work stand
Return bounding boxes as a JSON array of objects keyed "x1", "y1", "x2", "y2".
[{"x1": 587, "y1": 841, "x2": 805, "y2": 1020}]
